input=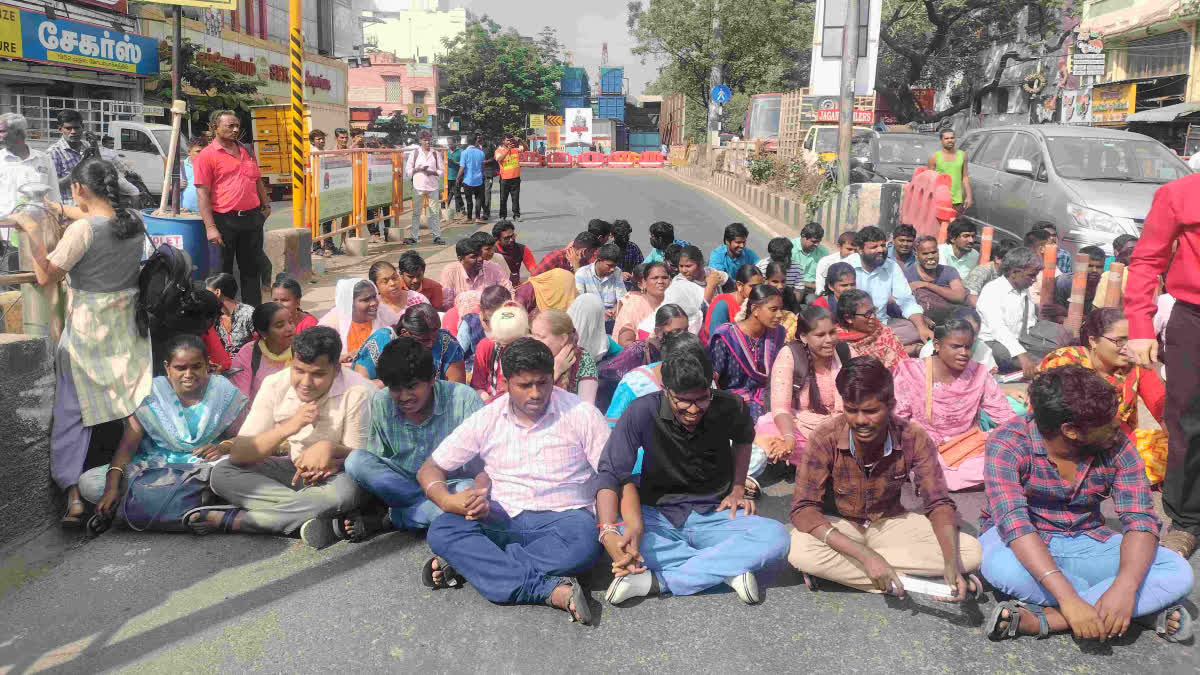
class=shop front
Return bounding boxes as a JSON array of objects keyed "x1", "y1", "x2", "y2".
[{"x1": 0, "y1": 1, "x2": 159, "y2": 134}]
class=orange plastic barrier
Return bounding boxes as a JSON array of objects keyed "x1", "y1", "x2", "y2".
[
  {"x1": 545, "y1": 151, "x2": 574, "y2": 168},
  {"x1": 900, "y1": 167, "x2": 957, "y2": 239},
  {"x1": 638, "y1": 150, "x2": 666, "y2": 168},
  {"x1": 518, "y1": 151, "x2": 544, "y2": 168},
  {"x1": 576, "y1": 151, "x2": 609, "y2": 168},
  {"x1": 607, "y1": 151, "x2": 640, "y2": 168}
]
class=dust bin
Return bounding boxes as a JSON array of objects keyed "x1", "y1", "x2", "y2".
[{"x1": 141, "y1": 210, "x2": 209, "y2": 280}]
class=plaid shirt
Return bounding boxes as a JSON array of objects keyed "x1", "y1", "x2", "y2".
[
  {"x1": 980, "y1": 417, "x2": 1160, "y2": 545},
  {"x1": 790, "y1": 415, "x2": 957, "y2": 534},
  {"x1": 365, "y1": 380, "x2": 484, "y2": 480},
  {"x1": 575, "y1": 262, "x2": 628, "y2": 309},
  {"x1": 1056, "y1": 246, "x2": 1074, "y2": 275},
  {"x1": 530, "y1": 246, "x2": 596, "y2": 277},
  {"x1": 620, "y1": 241, "x2": 644, "y2": 272}
]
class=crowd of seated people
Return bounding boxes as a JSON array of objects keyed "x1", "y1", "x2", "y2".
[{"x1": 17, "y1": 175, "x2": 1190, "y2": 642}]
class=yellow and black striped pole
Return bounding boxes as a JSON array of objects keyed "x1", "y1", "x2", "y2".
[{"x1": 289, "y1": 0, "x2": 305, "y2": 229}]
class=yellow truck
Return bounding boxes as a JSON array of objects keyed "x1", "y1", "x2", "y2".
[{"x1": 251, "y1": 103, "x2": 310, "y2": 201}]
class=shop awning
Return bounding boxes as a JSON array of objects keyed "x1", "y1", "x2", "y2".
[{"x1": 1126, "y1": 102, "x2": 1200, "y2": 123}]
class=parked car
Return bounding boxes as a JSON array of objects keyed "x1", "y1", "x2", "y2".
[
  {"x1": 801, "y1": 125, "x2": 876, "y2": 165},
  {"x1": 29, "y1": 121, "x2": 178, "y2": 197},
  {"x1": 956, "y1": 125, "x2": 1190, "y2": 253},
  {"x1": 849, "y1": 131, "x2": 942, "y2": 183}
]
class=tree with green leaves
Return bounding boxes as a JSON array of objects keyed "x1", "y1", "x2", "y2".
[
  {"x1": 876, "y1": 0, "x2": 1072, "y2": 124},
  {"x1": 146, "y1": 39, "x2": 265, "y2": 129},
  {"x1": 628, "y1": 0, "x2": 810, "y2": 135},
  {"x1": 437, "y1": 17, "x2": 563, "y2": 140}
]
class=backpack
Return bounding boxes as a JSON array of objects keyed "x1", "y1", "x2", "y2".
[
  {"x1": 766, "y1": 341, "x2": 852, "y2": 412},
  {"x1": 135, "y1": 243, "x2": 194, "y2": 338}
]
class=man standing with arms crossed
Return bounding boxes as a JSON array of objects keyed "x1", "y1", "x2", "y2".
[
  {"x1": 495, "y1": 135, "x2": 522, "y2": 222},
  {"x1": 195, "y1": 111, "x2": 271, "y2": 306},
  {"x1": 927, "y1": 130, "x2": 972, "y2": 216},
  {"x1": 1127, "y1": 172, "x2": 1200, "y2": 560}
]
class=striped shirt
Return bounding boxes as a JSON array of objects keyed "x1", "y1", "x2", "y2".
[
  {"x1": 431, "y1": 388, "x2": 610, "y2": 516},
  {"x1": 980, "y1": 417, "x2": 1160, "y2": 545},
  {"x1": 366, "y1": 380, "x2": 484, "y2": 480}
]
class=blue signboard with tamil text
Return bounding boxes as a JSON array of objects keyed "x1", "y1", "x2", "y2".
[{"x1": 0, "y1": 3, "x2": 159, "y2": 76}]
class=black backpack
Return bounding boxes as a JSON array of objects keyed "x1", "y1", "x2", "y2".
[
  {"x1": 765, "y1": 341, "x2": 852, "y2": 413},
  {"x1": 135, "y1": 243, "x2": 195, "y2": 339}
]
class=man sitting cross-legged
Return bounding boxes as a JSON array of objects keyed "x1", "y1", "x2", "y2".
[
  {"x1": 596, "y1": 332, "x2": 790, "y2": 606},
  {"x1": 788, "y1": 356, "x2": 983, "y2": 600},
  {"x1": 417, "y1": 337, "x2": 610, "y2": 625},
  {"x1": 333, "y1": 336, "x2": 488, "y2": 541},
  {"x1": 192, "y1": 327, "x2": 374, "y2": 548},
  {"x1": 980, "y1": 365, "x2": 1194, "y2": 643}
]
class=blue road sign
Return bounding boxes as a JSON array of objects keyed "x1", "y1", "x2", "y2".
[{"x1": 711, "y1": 84, "x2": 731, "y2": 105}]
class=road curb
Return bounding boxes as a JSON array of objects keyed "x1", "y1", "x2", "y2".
[{"x1": 656, "y1": 168, "x2": 799, "y2": 240}]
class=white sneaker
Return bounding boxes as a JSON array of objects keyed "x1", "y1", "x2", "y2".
[
  {"x1": 605, "y1": 571, "x2": 655, "y2": 606},
  {"x1": 726, "y1": 572, "x2": 761, "y2": 605}
]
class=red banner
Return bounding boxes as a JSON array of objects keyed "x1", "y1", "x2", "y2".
[{"x1": 814, "y1": 109, "x2": 875, "y2": 124}]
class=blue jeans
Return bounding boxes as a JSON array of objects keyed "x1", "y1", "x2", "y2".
[
  {"x1": 980, "y1": 527, "x2": 1194, "y2": 616},
  {"x1": 627, "y1": 506, "x2": 789, "y2": 596},
  {"x1": 343, "y1": 449, "x2": 474, "y2": 530},
  {"x1": 427, "y1": 504, "x2": 599, "y2": 604}
]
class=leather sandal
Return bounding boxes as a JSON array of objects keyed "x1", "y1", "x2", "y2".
[
  {"x1": 986, "y1": 601, "x2": 1049, "y2": 640},
  {"x1": 1162, "y1": 529, "x2": 1197, "y2": 559}
]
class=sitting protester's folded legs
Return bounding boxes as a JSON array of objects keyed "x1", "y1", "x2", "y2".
[
  {"x1": 427, "y1": 504, "x2": 598, "y2": 604},
  {"x1": 210, "y1": 457, "x2": 366, "y2": 535},
  {"x1": 344, "y1": 449, "x2": 475, "y2": 529}
]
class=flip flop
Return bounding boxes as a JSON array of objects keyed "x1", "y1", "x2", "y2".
[
  {"x1": 421, "y1": 555, "x2": 464, "y2": 589},
  {"x1": 1136, "y1": 604, "x2": 1194, "y2": 643},
  {"x1": 86, "y1": 512, "x2": 113, "y2": 537},
  {"x1": 332, "y1": 511, "x2": 388, "y2": 544},
  {"x1": 182, "y1": 505, "x2": 240, "y2": 535},
  {"x1": 985, "y1": 601, "x2": 1049, "y2": 641},
  {"x1": 549, "y1": 577, "x2": 592, "y2": 626},
  {"x1": 61, "y1": 499, "x2": 86, "y2": 529}
]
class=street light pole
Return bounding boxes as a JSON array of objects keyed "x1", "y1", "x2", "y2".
[
  {"x1": 289, "y1": 0, "x2": 305, "y2": 229},
  {"x1": 836, "y1": 0, "x2": 860, "y2": 189},
  {"x1": 707, "y1": 0, "x2": 722, "y2": 147}
]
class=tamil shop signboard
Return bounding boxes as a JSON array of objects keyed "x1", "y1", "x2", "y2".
[
  {"x1": 0, "y1": 3, "x2": 158, "y2": 76},
  {"x1": 1091, "y1": 83, "x2": 1136, "y2": 125}
]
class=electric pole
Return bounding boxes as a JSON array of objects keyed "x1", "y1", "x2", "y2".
[
  {"x1": 836, "y1": 0, "x2": 860, "y2": 189},
  {"x1": 708, "y1": 0, "x2": 722, "y2": 147}
]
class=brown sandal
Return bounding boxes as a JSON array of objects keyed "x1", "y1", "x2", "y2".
[
  {"x1": 547, "y1": 577, "x2": 593, "y2": 625},
  {"x1": 1162, "y1": 529, "x2": 1197, "y2": 559}
]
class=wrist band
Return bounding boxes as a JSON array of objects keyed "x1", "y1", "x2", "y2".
[
  {"x1": 106, "y1": 466, "x2": 125, "y2": 476},
  {"x1": 1038, "y1": 568, "x2": 1063, "y2": 583},
  {"x1": 821, "y1": 526, "x2": 835, "y2": 546},
  {"x1": 422, "y1": 480, "x2": 446, "y2": 492},
  {"x1": 598, "y1": 525, "x2": 620, "y2": 544},
  {"x1": 596, "y1": 521, "x2": 625, "y2": 529}
]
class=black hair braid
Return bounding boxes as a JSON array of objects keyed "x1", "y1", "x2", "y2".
[
  {"x1": 93, "y1": 160, "x2": 143, "y2": 239},
  {"x1": 802, "y1": 342, "x2": 829, "y2": 415}
]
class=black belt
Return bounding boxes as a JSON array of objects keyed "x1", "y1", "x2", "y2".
[{"x1": 217, "y1": 209, "x2": 261, "y2": 217}]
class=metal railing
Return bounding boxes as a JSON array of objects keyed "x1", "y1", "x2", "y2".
[{"x1": 0, "y1": 95, "x2": 159, "y2": 141}]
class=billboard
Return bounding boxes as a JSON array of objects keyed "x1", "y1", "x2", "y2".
[
  {"x1": 0, "y1": 3, "x2": 159, "y2": 76},
  {"x1": 565, "y1": 107, "x2": 592, "y2": 145},
  {"x1": 809, "y1": 0, "x2": 882, "y2": 96}
]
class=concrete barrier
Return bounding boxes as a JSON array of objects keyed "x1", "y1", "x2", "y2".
[
  {"x1": 344, "y1": 236, "x2": 369, "y2": 257},
  {"x1": 264, "y1": 227, "x2": 313, "y2": 284},
  {"x1": 0, "y1": 334, "x2": 56, "y2": 549}
]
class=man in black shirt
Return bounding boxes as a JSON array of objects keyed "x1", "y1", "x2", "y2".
[
  {"x1": 594, "y1": 333, "x2": 790, "y2": 606},
  {"x1": 480, "y1": 139, "x2": 499, "y2": 220}
]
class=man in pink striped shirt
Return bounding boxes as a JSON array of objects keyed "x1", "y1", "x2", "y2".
[
  {"x1": 439, "y1": 236, "x2": 514, "y2": 306},
  {"x1": 416, "y1": 338, "x2": 609, "y2": 625}
]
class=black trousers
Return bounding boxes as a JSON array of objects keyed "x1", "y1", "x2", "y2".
[
  {"x1": 499, "y1": 176, "x2": 521, "y2": 219},
  {"x1": 447, "y1": 176, "x2": 465, "y2": 213},
  {"x1": 212, "y1": 209, "x2": 264, "y2": 306},
  {"x1": 462, "y1": 183, "x2": 484, "y2": 220},
  {"x1": 481, "y1": 176, "x2": 495, "y2": 218},
  {"x1": 1165, "y1": 300, "x2": 1200, "y2": 534}
]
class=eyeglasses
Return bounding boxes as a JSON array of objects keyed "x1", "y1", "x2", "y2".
[
  {"x1": 666, "y1": 389, "x2": 712, "y2": 412},
  {"x1": 1100, "y1": 335, "x2": 1129, "y2": 349},
  {"x1": 852, "y1": 309, "x2": 877, "y2": 319}
]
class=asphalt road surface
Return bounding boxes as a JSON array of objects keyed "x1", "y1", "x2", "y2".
[{"x1": 2, "y1": 169, "x2": 1197, "y2": 674}]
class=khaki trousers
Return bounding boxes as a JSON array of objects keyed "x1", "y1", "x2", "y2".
[
  {"x1": 210, "y1": 457, "x2": 367, "y2": 535},
  {"x1": 788, "y1": 512, "x2": 982, "y2": 591}
]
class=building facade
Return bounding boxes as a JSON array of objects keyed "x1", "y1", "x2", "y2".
[
  {"x1": 347, "y1": 49, "x2": 438, "y2": 129},
  {"x1": 361, "y1": 1, "x2": 465, "y2": 64}
]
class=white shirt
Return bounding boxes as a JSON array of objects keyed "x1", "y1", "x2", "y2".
[
  {"x1": 0, "y1": 147, "x2": 61, "y2": 243},
  {"x1": 814, "y1": 252, "x2": 852, "y2": 294},
  {"x1": 976, "y1": 275, "x2": 1037, "y2": 358}
]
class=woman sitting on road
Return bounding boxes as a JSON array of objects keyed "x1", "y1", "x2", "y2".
[
  {"x1": 893, "y1": 316, "x2": 1016, "y2": 490},
  {"x1": 229, "y1": 302, "x2": 295, "y2": 405},
  {"x1": 755, "y1": 305, "x2": 847, "y2": 466},
  {"x1": 319, "y1": 277, "x2": 399, "y2": 359},
  {"x1": 701, "y1": 263, "x2": 761, "y2": 343},
  {"x1": 764, "y1": 260, "x2": 801, "y2": 342},
  {"x1": 708, "y1": 284, "x2": 786, "y2": 422},
  {"x1": 834, "y1": 288, "x2": 909, "y2": 371},
  {"x1": 206, "y1": 272, "x2": 255, "y2": 357},
  {"x1": 917, "y1": 306, "x2": 998, "y2": 373},
  {"x1": 812, "y1": 262, "x2": 856, "y2": 316},
  {"x1": 567, "y1": 294, "x2": 613, "y2": 364},
  {"x1": 469, "y1": 301, "x2": 530, "y2": 402},
  {"x1": 614, "y1": 261, "x2": 670, "y2": 346},
  {"x1": 531, "y1": 308, "x2": 599, "y2": 407},
  {"x1": 354, "y1": 303, "x2": 466, "y2": 384},
  {"x1": 1038, "y1": 308, "x2": 1164, "y2": 447},
  {"x1": 454, "y1": 285, "x2": 512, "y2": 369},
  {"x1": 515, "y1": 267, "x2": 578, "y2": 314},
  {"x1": 77, "y1": 335, "x2": 248, "y2": 522},
  {"x1": 600, "y1": 303, "x2": 689, "y2": 384},
  {"x1": 271, "y1": 274, "x2": 318, "y2": 333},
  {"x1": 663, "y1": 245, "x2": 725, "y2": 335},
  {"x1": 369, "y1": 260, "x2": 429, "y2": 316}
]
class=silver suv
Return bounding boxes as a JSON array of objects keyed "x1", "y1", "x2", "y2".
[{"x1": 957, "y1": 125, "x2": 1190, "y2": 253}]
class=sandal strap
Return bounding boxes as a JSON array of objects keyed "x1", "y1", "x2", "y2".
[
  {"x1": 219, "y1": 508, "x2": 240, "y2": 533},
  {"x1": 1019, "y1": 602, "x2": 1051, "y2": 638}
]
